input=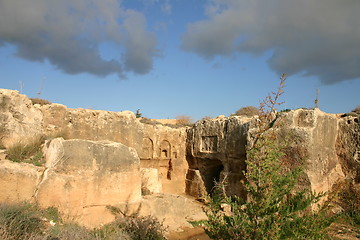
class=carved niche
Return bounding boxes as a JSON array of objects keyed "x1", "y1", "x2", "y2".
[
  {"x1": 160, "y1": 140, "x2": 171, "y2": 159},
  {"x1": 140, "y1": 137, "x2": 154, "y2": 159},
  {"x1": 201, "y1": 136, "x2": 218, "y2": 153}
]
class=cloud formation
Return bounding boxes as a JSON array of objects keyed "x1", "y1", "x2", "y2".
[
  {"x1": 0, "y1": 0, "x2": 157, "y2": 77},
  {"x1": 182, "y1": 0, "x2": 360, "y2": 84}
]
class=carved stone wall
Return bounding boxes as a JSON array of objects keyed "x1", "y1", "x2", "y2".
[{"x1": 140, "y1": 123, "x2": 188, "y2": 194}]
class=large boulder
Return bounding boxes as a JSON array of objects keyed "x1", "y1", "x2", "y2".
[{"x1": 36, "y1": 138, "x2": 142, "y2": 227}]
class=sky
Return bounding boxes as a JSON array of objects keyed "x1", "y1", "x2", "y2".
[{"x1": 0, "y1": 0, "x2": 359, "y2": 121}]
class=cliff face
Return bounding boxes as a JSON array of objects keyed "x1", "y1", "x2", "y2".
[
  {"x1": 0, "y1": 88, "x2": 359, "y2": 227},
  {"x1": 186, "y1": 116, "x2": 251, "y2": 197},
  {"x1": 186, "y1": 109, "x2": 357, "y2": 199},
  {"x1": 0, "y1": 89, "x2": 188, "y2": 195}
]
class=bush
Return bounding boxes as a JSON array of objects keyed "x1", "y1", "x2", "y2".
[
  {"x1": 234, "y1": 106, "x2": 260, "y2": 117},
  {"x1": 337, "y1": 181, "x2": 360, "y2": 226},
  {"x1": 0, "y1": 203, "x2": 45, "y2": 240},
  {"x1": 30, "y1": 98, "x2": 51, "y2": 106},
  {"x1": 110, "y1": 215, "x2": 166, "y2": 240},
  {"x1": 176, "y1": 115, "x2": 193, "y2": 125},
  {"x1": 5, "y1": 137, "x2": 45, "y2": 166},
  {"x1": 201, "y1": 75, "x2": 333, "y2": 240},
  {"x1": 0, "y1": 202, "x2": 166, "y2": 240}
]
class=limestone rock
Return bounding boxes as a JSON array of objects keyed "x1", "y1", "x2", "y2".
[
  {"x1": 37, "y1": 138, "x2": 142, "y2": 227},
  {"x1": 185, "y1": 169, "x2": 207, "y2": 199},
  {"x1": 139, "y1": 123, "x2": 188, "y2": 194},
  {"x1": 140, "y1": 194, "x2": 207, "y2": 232},
  {"x1": 40, "y1": 104, "x2": 144, "y2": 151},
  {"x1": 0, "y1": 160, "x2": 43, "y2": 203},
  {"x1": 281, "y1": 109, "x2": 345, "y2": 195},
  {"x1": 187, "y1": 109, "x2": 346, "y2": 198},
  {"x1": 0, "y1": 89, "x2": 43, "y2": 147},
  {"x1": 186, "y1": 116, "x2": 251, "y2": 197},
  {"x1": 140, "y1": 168, "x2": 162, "y2": 195},
  {"x1": 336, "y1": 114, "x2": 360, "y2": 194}
]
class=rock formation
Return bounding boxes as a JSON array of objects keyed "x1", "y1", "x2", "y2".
[{"x1": 0, "y1": 88, "x2": 359, "y2": 229}]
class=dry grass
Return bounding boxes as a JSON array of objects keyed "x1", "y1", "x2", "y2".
[
  {"x1": 0, "y1": 202, "x2": 165, "y2": 240},
  {"x1": 5, "y1": 137, "x2": 45, "y2": 166},
  {"x1": 29, "y1": 98, "x2": 51, "y2": 106}
]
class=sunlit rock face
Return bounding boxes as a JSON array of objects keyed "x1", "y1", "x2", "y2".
[
  {"x1": 38, "y1": 138, "x2": 142, "y2": 227},
  {"x1": 0, "y1": 89, "x2": 43, "y2": 148},
  {"x1": 186, "y1": 109, "x2": 350, "y2": 199}
]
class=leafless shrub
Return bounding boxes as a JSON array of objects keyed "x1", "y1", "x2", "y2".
[{"x1": 176, "y1": 115, "x2": 193, "y2": 125}]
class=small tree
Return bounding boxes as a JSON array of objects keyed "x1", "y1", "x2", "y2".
[{"x1": 202, "y1": 74, "x2": 333, "y2": 239}]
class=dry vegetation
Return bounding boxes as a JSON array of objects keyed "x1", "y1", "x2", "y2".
[
  {"x1": 234, "y1": 106, "x2": 260, "y2": 117},
  {"x1": 29, "y1": 98, "x2": 52, "y2": 106},
  {"x1": 0, "y1": 202, "x2": 166, "y2": 240}
]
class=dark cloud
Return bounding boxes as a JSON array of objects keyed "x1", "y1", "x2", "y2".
[
  {"x1": 182, "y1": 0, "x2": 360, "y2": 84},
  {"x1": 0, "y1": 0, "x2": 158, "y2": 78}
]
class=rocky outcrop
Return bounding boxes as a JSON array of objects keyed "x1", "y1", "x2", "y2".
[
  {"x1": 186, "y1": 109, "x2": 347, "y2": 198},
  {"x1": 280, "y1": 109, "x2": 345, "y2": 194},
  {"x1": 40, "y1": 104, "x2": 143, "y2": 151},
  {"x1": 336, "y1": 114, "x2": 360, "y2": 194},
  {"x1": 186, "y1": 116, "x2": 251, "y2": 197},
  {"x1": 0, "y1": 89, "x2": 43, "y2": 147},
  {"x1": 0, "y1": 89, "x2": 188, "y2": 195},
  {"x1": 0, "y1": 88, "x2": 359, "y2": 229}
]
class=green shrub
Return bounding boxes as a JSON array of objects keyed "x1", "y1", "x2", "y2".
[{"x1": 201, "y1": 75, "x2": 333, "y2": 240}]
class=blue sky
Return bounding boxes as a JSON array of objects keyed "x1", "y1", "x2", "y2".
[{"x1": 0, "y1": 0, "x2": 359, "y2": 121}]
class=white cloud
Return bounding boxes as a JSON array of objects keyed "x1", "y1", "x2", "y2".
[
  {"x1": 0, "y1": 0, "x2": 158, "y2": 77},
  {"x1": 182, "y1": 0, "x2": 360, "y2": 84}
]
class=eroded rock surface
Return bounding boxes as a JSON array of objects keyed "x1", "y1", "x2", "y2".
[
  {"x1": 187, "y1": 109, "x2": 348, "y2": 198},
  {"x1": 186, "y1": 116, "x2": 251, "y2": 197},
  {"x1": 0, "y1": 89, "x2": 43, "y2": 147},
  {"x1": 36, "y1": 138, "x2": 142, "y2": 227}
]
